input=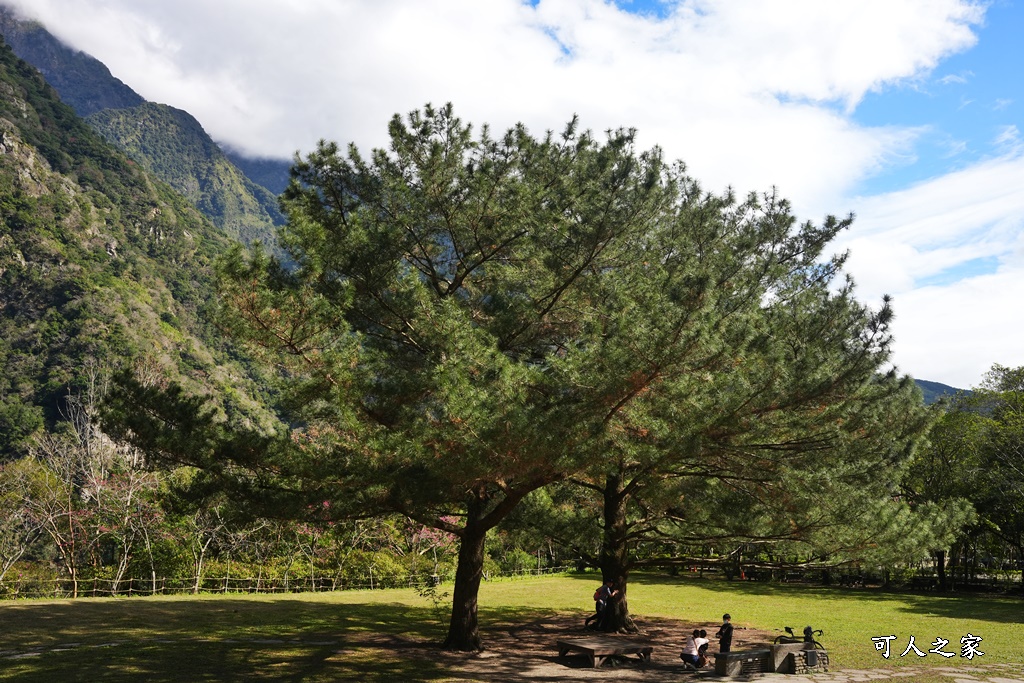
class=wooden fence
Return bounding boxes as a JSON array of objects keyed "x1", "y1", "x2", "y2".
[{"x1": 0, "y1": 565, "x2": 574, "y2": 600}]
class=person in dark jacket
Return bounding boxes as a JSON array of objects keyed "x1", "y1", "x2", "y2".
[
  {"x1": 585, "y1": 580, "x2": 615, "y2": 629},
  {"x1": 716, "y1": 613, "x2": 734, "y2": 652}
]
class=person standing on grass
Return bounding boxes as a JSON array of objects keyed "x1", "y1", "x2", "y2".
[{"x1": 716, "y1": 613, "x2": 734, "y2": 652}]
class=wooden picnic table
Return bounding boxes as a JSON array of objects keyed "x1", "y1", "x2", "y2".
[{"x1": 556, "y1": 636, "x2": 654, "y2": 668}]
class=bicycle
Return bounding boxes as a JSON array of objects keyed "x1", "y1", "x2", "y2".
[{"x1": 773, "y1": 626, "x2": 825, "y2": 650}]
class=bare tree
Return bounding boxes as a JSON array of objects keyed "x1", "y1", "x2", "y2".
[
  {"x1": 23, "y1": 431, "x2": 93, "y2": 597},
  {"x1": 0, "y1": 461, "x2": 43, "y2": 586},
  {"x1": 21, "y1": 363, "x2": 160, "y2": 596}
]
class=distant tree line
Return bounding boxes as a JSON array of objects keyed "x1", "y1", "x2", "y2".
[
  {"x1": 2, "y1": 362, "x2": 1020, "y2": 602},
  {"x1": 904, "y1": 364, "x2": 1024, "y2": 591}
]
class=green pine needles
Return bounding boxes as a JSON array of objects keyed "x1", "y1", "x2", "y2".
[{"x1": 111, "y1": 103, "x2": 943, "y2": 650}]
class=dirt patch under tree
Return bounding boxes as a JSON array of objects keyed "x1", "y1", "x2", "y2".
[{"x1": 361, "y1": 613, "x2": 777, "y2": 682}]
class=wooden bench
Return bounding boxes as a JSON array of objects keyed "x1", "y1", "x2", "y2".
[{"x1": 556, "y1": 636, "x2": 654, "y2": 668}]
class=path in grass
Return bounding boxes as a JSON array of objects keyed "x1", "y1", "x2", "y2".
[{"x1": 798, "y1": 663, "x2": 1024, "y2": 683}]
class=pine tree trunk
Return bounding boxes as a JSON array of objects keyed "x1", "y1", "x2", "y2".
[
  {"x1": 1016, "y1": 544, "x2": 1024, "y2": 594},
  {"x1": 599, "y1": 473, "x2": 636, "y2": 633},
  {"x1": 443, "y1": 507, "x2": 487, "y2": 651},
  {"x1": 935, "y1": 550, "x2": 947, "y2": 591},
  {"x1": 949, "y1": 543, "x2": 959, "y2": 590}
]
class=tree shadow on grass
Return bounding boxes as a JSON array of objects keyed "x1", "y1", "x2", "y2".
[
  {"x1": 0, "y1": 599, "x2": 452, "y2": 682},
  {"x1": 1, "y1": 640, "x2": 448, "y2": 683},
  {"x1": 0, "y1": 598, "x2": 787, "y2": 682},
  {"x1": 3, "y1": 601, "x2": 655, "y2": 682},
  {"x1": 2, "y1": 597, "x2": 443, "y2": 643}
]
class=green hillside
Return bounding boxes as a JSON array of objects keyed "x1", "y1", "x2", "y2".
[
  {"x1": 0, "y1": 36, "x2": 275, "y2": 457},
  {"x1": 914, "y1": 378, "x2": 967, "y2": 405},
  {"x1": 0, "y1": 6, "x2": 285, "y2": 242},
  {"x1": 87, "y1": 102, "x2": 283, "y2": 246}
]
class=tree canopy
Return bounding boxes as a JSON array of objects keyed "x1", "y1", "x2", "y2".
[
  {"x1": 907, "y1": 364, "x2": 1024, "y2": 590},
  {"x1": 108, "y1": 103, "x2": 949, "y2": 648}
]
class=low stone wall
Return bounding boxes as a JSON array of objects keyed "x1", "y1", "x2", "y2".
[
  {"x1": 790, "y1": 647, "x2": 830, "y2": 674},
  {"x1": 715, "y1": 643, "x2": 829, "y2": 677},
  {"x1": 714, "y1": 649, "x2": 772, "y2": 677},
  {"x1": 770, "y1": 643, "x2": 808, "y2": 672}
]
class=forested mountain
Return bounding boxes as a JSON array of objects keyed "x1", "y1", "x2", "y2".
[
  {"x1": 0, "y1": 36, "x2": 275, "y2": 457},
  {"x1": 223, "y1": 150, "x2": 292, "y2": 197},
  {"x1": 0, "y1": 5, "x2": 287, "y2": 244},
  {"x1": 915, "y1": 379, "x2": 966, "y2": 405},
  {"x1": 86, "y1": 103, "x2": 284, "y2": 246}
]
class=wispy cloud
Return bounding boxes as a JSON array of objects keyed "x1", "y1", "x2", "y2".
[
  {"x1": 995, "y1": 125, "x2": 1021, "y2": 151},
  {"x1": 938, "y1": 71, "x2": 972, "y2": 85},
  {"x1": 836, "y1": 151, "x2": 1024, "y2": 384},
  {"x1": 939, "y1": 136, "x2": 969, "y2": 158}
]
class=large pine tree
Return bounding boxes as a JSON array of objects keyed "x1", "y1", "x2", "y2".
[{"x1": 110, "y1": 104, "x2": 939, "y2": 649}]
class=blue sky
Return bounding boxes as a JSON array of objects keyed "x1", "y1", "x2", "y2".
[
  {"x1": 7, "y1": 0, "x2": 1023, "y2": 388},
  {"x1": 854, "y1": 0, "x2": 1023, "y2": 195}
]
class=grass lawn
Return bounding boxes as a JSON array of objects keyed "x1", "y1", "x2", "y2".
[
  {"x1": 587, "y1": 573, "x2": 1024, "y2": 668},
  {"x1": 1, "y1": 572, "x2": 1021, "y2": 681}
]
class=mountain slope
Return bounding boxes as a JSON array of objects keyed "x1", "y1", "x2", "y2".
[
  {"x1": 0, "y1": 6, "x2": 144, "y2": 116},
  {"x1": 0, "y1": 36, "x2": 275, "y2": 457},
  {"x1": 914, "y1": 379, "x2": 967, "y2": 405},
  {"x1": 0, "y1": 6, "x2": 286, "y2": 240},
  {"x1": 87, "y1": 102, "x2": 284, "y2": 246},
  {"x1": 223, "y1": 149, "x2": 292, "y2": 197}
]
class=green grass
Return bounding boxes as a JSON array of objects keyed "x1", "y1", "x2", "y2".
[
  {"x1": 478, "y1": 573, "x2": 1023, "y2": 669},
  {"x1": 0, "y1": 590, "x2": 450, "y2": 682},
  {"x1": 597, "y1": 573, "x2": 1023, "y2": 668},
  {"x1": 1, "y1": 573, "x2": 1021, "y2": 681}
]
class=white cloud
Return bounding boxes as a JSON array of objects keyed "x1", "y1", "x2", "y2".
[
  {"x1": 938, "y1": 72, "x2": 971, "y2": 85},
  {"x1": 888, "y1": 264, "x2": 1024, "y2": 388},
  {"x1": 8, "y1": 0, "x2": 1012, "y2": 386},
  {"x1": 941, "y1": 138, "x2": 968, "y2": 158},
  {"x1": 995, "y1": 125, "x2": 1021, "y2": 151},
  {"x1": 4, "y1": 0, "x2": 982, "y2": 211},
  {"x1": 836, "y1": 152, "x2": 1024, "y2": 386}
]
